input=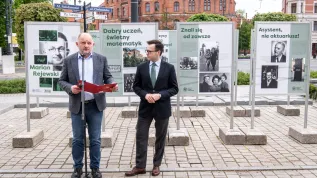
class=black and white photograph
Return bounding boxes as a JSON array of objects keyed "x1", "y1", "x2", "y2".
[
  {"x1": 161, "y1": 55, "x2": 168, "y2": 63},
  {"x1": 39, "y1": 30, "x2": 57, "y2": 41},
  {"x1": 291, "y1": 58, "x2": 305, "y2": 82},
  {"x1": 271, "y1": 41, "x2": 287, "y2": 63},
  {"x1": 39, "y1": 32, "x2": 70, "y2": 71},
  {"x1": 180, "y1": 57, "x2": 198, "y2": 70},
  {"x1": 199, "y1": 41, "x2": 219, "y2": 71},
  {"x1": 34, "y1": 55, "x2": 47, "y2": 65},
  {"x1": 123, "y1": 73, "x2": 135, "y2": 92},
  {"x1": 123, "y1": 47, "x2": 147, "y2": 68},
  {"x1": 199, "y1": 73, "x2": 230, "y2": 93},
  {"x1": 261, "y1": 65, "x2": 278, "y2": 88}
]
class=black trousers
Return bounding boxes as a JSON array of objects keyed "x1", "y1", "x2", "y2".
[{"x1": 135, "y1": 117, "x2": 169, "y2": 168}]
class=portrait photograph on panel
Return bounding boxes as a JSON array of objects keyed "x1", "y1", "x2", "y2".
[
  {"x1": 180, "y1": 57, "x2": 198, "y2": 70},
  {"x1": 123, "y1": 47, "x2": 147, "y2": 68},
  {"x1": 291, "y1": 58, "x2": 305, "y2": 82},
  {"x1": 39, "y1": 32, "x2": 70, "y2": 71},
  {"x1": 271, "y1": 41, "x2": 287, "y2": 63},
  {"x1": 198, "y1": 73, "x2": 230, "y2": 93},
  {"x1": 123, "y1": 73, "x2": 136, "y2": 93},
  {"x1": 199, "y1": 41, "x2": 219, "y2": 71},
  {"x1": 261, "y1": 65, "x2": 278, "y2": 88}
]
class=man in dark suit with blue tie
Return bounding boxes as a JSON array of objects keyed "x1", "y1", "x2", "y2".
[
  {"x1": 125, "y1": 40, "x2": 179, "y2": 177},
  {"x1": 59, "y1": 33, "x2": 117, "y2": 178}
]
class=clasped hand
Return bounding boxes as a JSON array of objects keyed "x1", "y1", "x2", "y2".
[{"x1": 145, "y1": 94, "x2": 161, "y2": 103}]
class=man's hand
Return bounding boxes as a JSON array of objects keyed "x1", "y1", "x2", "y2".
[
  {"x1": 152, "y1": 93, "x2": 161, "y2": 101},
  {"x1": 112, "y1": 83, "x2": 118, "y2": 92},
  {"x1": 145, "y1": 94, "x2": 155, "y2": 103},
  {"x1": 71, "y1": 85, "x2": 81, "y2": 94}
]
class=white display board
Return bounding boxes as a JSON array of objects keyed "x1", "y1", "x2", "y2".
[
  {"x1": 99, "y1": 23, "x2": 158, "y2": 96},
  {"x1": 254, "y1": 22, "x2": 311, "y2": 95},
  {"x1": 176, "y1": 22, "x2": 234, "y2": 95},
  {"x1": 25, "y1": 22, "x2": 81, "y2": 96}
]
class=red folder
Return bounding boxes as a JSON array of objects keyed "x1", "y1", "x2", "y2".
[{"x1": 77, "y1": 80, "x2": 117, "y2": 93}]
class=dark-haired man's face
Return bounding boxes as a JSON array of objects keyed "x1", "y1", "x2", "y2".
[
  {"x1": 146, "y1": 44, "x2": 160, "y2": 62},
  {"x1": 47, "y1": 37, "x2": 66, "y2": 65}
]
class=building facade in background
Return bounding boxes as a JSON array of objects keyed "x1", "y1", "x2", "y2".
[
  {"x1": 102, "y1": 0, "x2": 237, "y2": 29},
  {"x1": 282, "y1": 0, "x2": 317, "y2": 58}
]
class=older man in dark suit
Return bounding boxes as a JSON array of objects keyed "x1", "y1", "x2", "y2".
[
  {"x1": 58, "y1": 33, "x2": 117, "y2": 178},
  {"x1": 125, "y1": 40, "x2": 179, "y2": 177},
  {"x1": 271, "y1": 42, "x2": 286, "y2": 63}
]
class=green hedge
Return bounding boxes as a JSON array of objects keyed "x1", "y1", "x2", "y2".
[
  {"x1": 237, "y1": 71, "x2": 250, "y2": 85},
  {"x1": 0, "y1": 79, "x2": 26, "y2": 94},
  {"x1": 311, "y1": 71, "x2": 317, "y2": 78}
]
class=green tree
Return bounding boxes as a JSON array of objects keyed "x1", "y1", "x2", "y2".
[
  {"x1": 0, "y1": 1, "x2": 6, "y2": 50},
  {"x1": 187, "y1": 13, "x2": 228, "y2": 22},
  {"x1": 12, "y1": 0, "x2": 49, "y2": 33},
  {"x1": 252, "y1": 12, "x2": 296, "y2": 26},
  {"x1": 15, "y1": 2, "x2": 67, "y2": 50},
  {"x1": 239, "y1": 21, "x2": 252, "y2": 55},
  {"x1": 13, "y1": 0, "x2": 49, "y2": 9}
]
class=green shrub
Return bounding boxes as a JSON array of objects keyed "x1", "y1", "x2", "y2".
[
  {"x1": 310, "y1": 71, "x2": 317, "y2": 78},
  {"x1": 237, "y1": 71, "x2": 250, "y2": 85},
  {"x1": 310, "y1": 84, "x2": 317, "y2": 100},
  {"x1": 0, "y1": 79, "x2": 26, "y2": 93}
]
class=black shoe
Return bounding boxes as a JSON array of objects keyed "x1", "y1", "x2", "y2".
[
  {"x1": 71, "y1": 168, "x2": 82, "y2": 178},
  {"x1": 91, "y1": 168, "x2": 102, "y2": 178}
]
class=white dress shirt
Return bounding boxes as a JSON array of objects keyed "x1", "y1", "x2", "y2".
[
  {"x1": 78, "y1": 53, "x2": 94, "y2": 100},
  {"x1": 149, "y1": 57, "x2": 162, "y2": 79}
]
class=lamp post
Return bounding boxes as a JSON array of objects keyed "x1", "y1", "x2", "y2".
[{"x1": 4, "y1": 0, "x2": 13, "y2": 55}]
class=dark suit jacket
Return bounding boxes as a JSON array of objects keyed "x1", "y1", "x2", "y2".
[
  {"x1": 58, "y1": 52, "x2": 113, "y2": 114},
  {"x1": 271, "y1": 55, "x2": 286, "y2": 62},
  {"x1": 261, "y1": 79, "x2": 278, "y2": 88},
  {"x1": 133, "y1": 60, "x2": 178, "y2": 119}
]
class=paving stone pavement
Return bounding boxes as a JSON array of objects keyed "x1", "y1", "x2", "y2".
[
  {"x1": 1, "y1": 106, "x2": 317, "y2": 177},
  {"x1": 2, "y1": 170, "x2": 317, "y2": 177}
]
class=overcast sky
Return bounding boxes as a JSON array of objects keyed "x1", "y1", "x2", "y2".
[{"x1": 54, "y1": 0, "x2": 282, "y2": 19}]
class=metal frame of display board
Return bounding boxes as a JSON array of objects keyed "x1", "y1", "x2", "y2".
[
  {"x1": 176, "y1": 22, "x2": 235, "y2": 130},
  {"x1": 252, "y1": 21, "x2": 312, "y2": 129}
]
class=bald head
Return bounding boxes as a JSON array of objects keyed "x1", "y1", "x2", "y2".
[
  {"x1": 77, "y1": 33, "x2": 93, "y2": 41},
  {"x1": 76, "y1": 33, "x2": 94, "y2": 58}
]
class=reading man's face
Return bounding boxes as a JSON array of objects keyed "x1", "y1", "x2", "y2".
[{"x1": 47, "y1": 37, "x2": 66, "y2": 65}]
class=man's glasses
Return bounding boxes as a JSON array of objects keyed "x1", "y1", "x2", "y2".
[
  {"x1": 145, "y1": 49, "x2": 158, "y2": 54},
  {"x1": 49, "y1": 46, "x2": 65, "y2": 52}
]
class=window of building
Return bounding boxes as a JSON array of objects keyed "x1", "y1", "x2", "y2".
[
  {"x1": 155, "y1": 2, "x2": 159, "y2": 11},
  {"x1": 189, "y1": 0, "x2": 195, "y2": 12},
  {"x1": 314, "y1": 3, "x2": 317, "y2": 13},
  {"x1": 122, "y1": 7, "x2": 125, "y2": 17},
  {"x1": 291, "y1": 3, "x2": 296, "y2": 13},
  {"x1": 314, "y1": 21, "x2": 317, "y2": 31},
  {"x1": 145, "y1": 20, "x2": 150, "y2": 22},
  {"x1": 145, "y1": 2, "x2": 150, "y2": 12},
  {"x1": 174, "y1": 1, "x2": 179, "y2": 12},
  {"x1": 220, "y1": 0, "x2": 226, "y2": 11},
  {"x1": 117, "y1": 8, "x2": 120, "y2": 18},
  {"x1": 204, "y1": 0, "x2": 210, "y2": 11}
]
